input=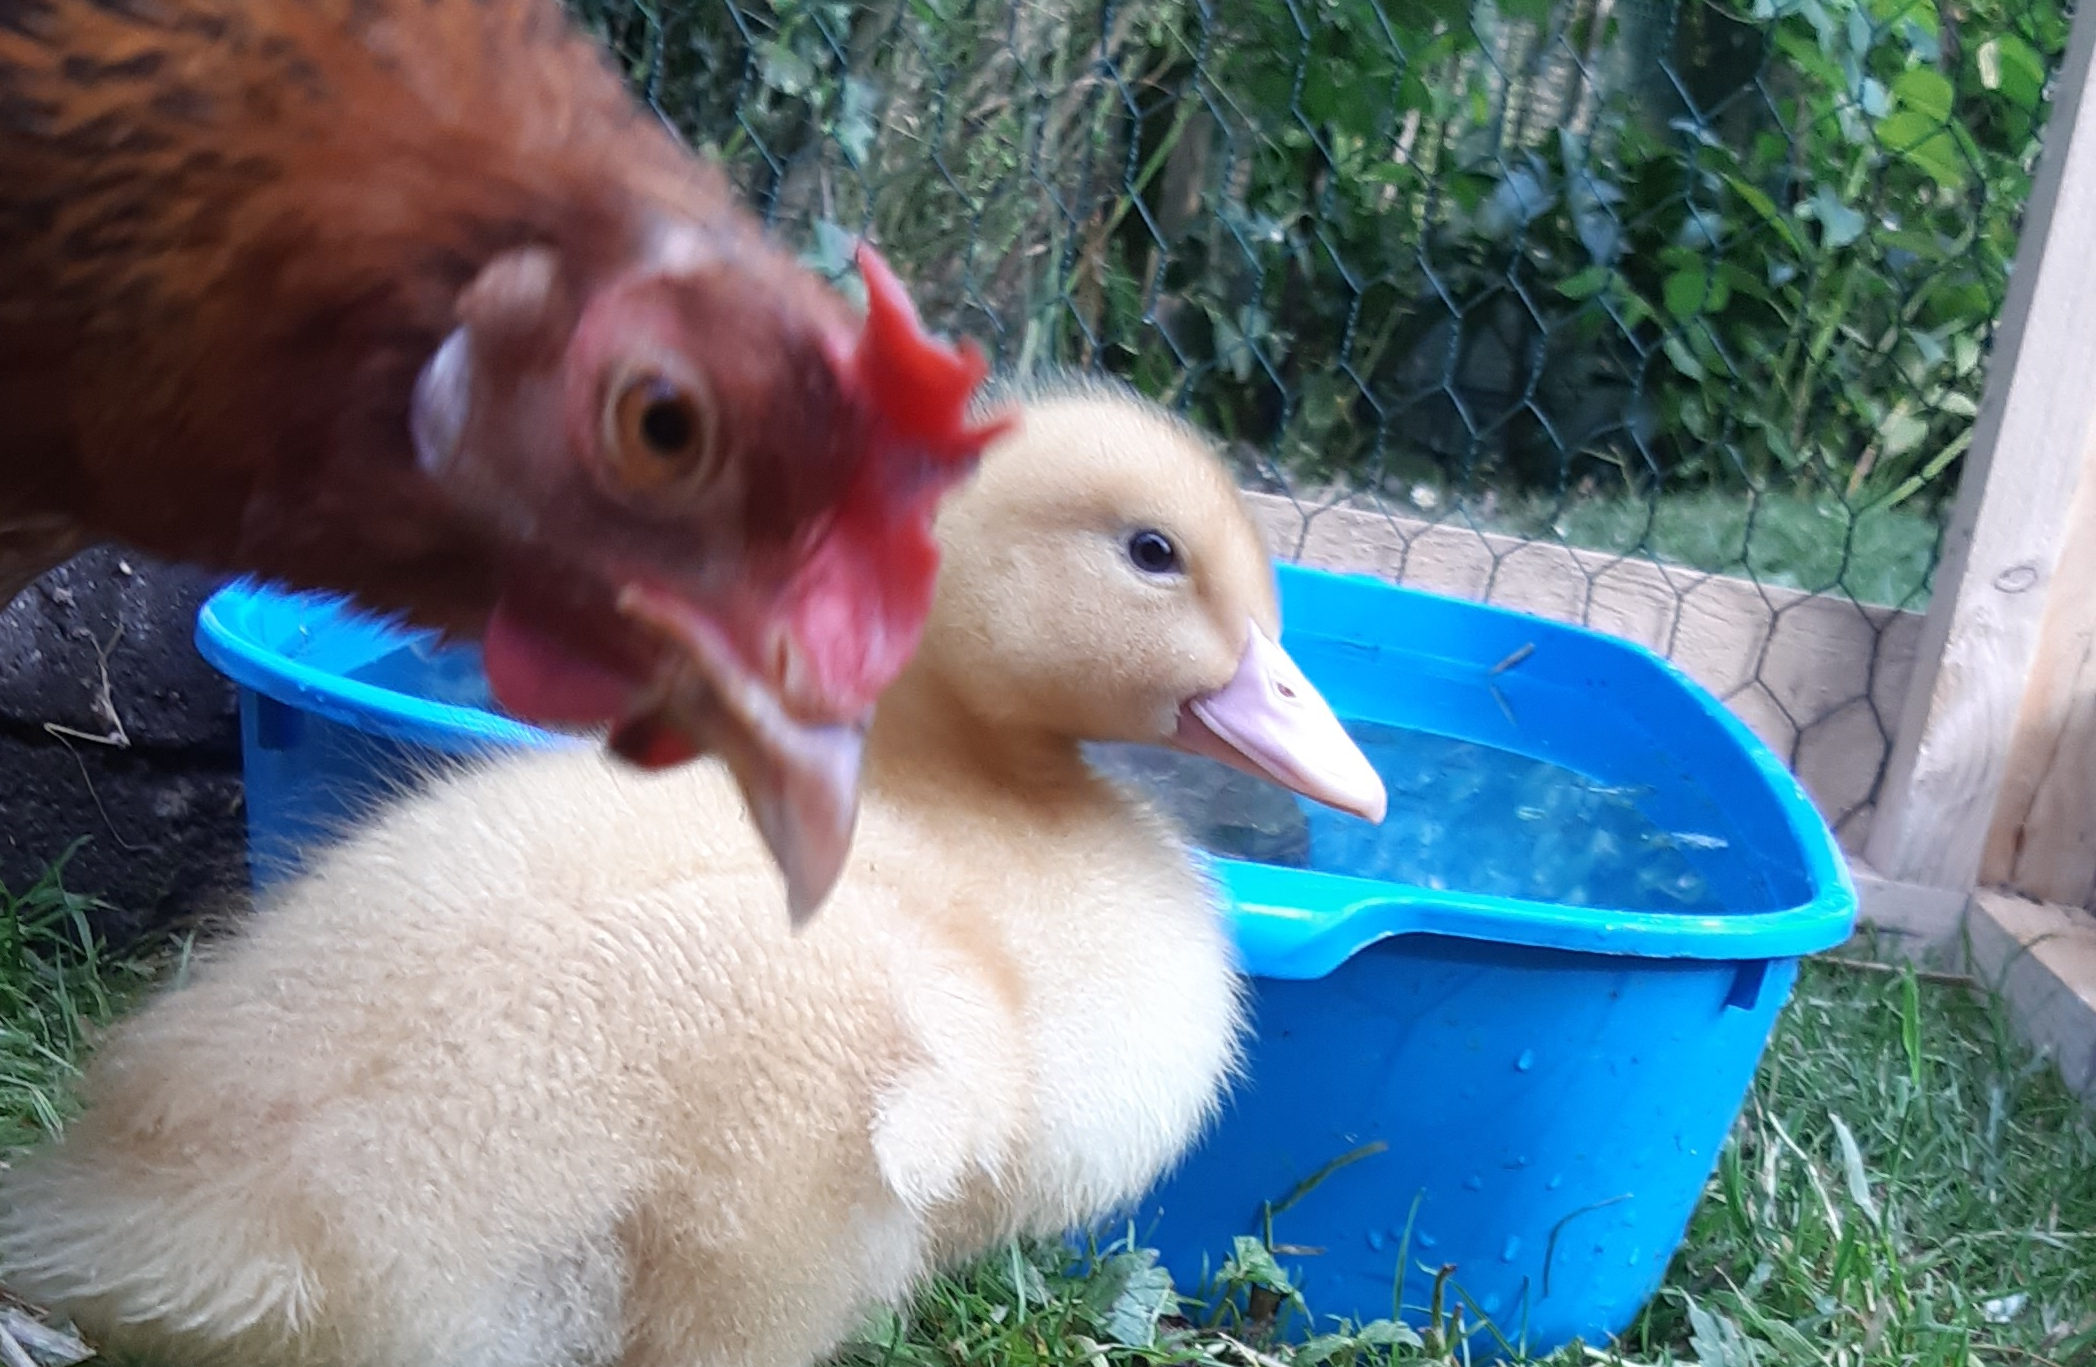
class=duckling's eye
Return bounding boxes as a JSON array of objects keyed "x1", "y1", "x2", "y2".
[{"x1": 1127, "y1": 529, "x2": 1181, "y2": 575}]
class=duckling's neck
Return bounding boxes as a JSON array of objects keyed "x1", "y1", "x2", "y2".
[{"x1": 865, "y1": 668, "x2": 1099, "y2": 806}]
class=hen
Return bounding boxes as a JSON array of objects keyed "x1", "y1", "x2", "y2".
[{"x1": 0, "y1": 0, "x2": 1006, "y2": 913}]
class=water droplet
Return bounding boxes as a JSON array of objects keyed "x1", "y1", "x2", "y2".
[
  {"x1": 1481, "y1": 1293, "x2": 1502, "y2": 1314},
  {"x1": 1463, "y1": 1174, "x2": 1485, "y2": 1191},
  {"x1": 1514, "y1": 1049, "x2": 1535, "y2": 1071},
  {"x1": 1500, "y1": 1236, "x2": 1522, "y2": 1262},
  {"x1": 1418, "y1": 1232, "x2": 1438, "y2": 1249},
  {"x1": 1546, "y1": 1174, "x2": 1563, "y2": 1190},
  {"x1": 1366, "y1": 1230, "x2": 1386, "y2": 1251}
]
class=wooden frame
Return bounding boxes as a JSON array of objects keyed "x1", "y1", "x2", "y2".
[
  {"x1": 1863, "y1": 0, "x2": 2096, "y2": 898},
  {"x1": 1968, "y1": 891, "x2": 2096, "y2": 1102}
]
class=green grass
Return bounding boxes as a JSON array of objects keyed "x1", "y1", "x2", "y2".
[
  {"x1": 1547, "y1": 493, "x2": 1942, "y2": 610},
  {"x1": 0, "y1": 851, "x2": 173, "y2": 1150},
  {"x1": 1642, "y1": 949, "x2": 2096, "y2": 1366},
  {"x1": 0, "y1": 862, "x2": 2088, "y2": 1367},
  {"x1": 1400, "y1": 488, "x2": 1946, "y2": 609}
]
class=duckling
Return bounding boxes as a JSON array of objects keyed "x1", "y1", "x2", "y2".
[{"x1": 0, "y1": 374, "x2": 1387, "y2": 1367}]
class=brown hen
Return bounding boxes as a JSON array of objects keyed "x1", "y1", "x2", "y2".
[{"x1": 0, "y1": 0, "x2": 1009, "y2": 915}]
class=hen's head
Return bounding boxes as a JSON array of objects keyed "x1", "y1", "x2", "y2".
[{"x1": 410, "y1": 232, "x2": 1010, "y2": 920}]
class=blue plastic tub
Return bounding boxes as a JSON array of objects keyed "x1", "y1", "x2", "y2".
[
  {"x1": 194, "y1": 566, "x2": 1854, "y2": 1356},
  {"x1": 193, "y1": 592, "x2": 571, "y2": 884}
]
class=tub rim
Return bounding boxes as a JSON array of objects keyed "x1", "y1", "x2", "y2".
[{"x1": 195, "y1": 582, "x2": 572, "y2": 756}]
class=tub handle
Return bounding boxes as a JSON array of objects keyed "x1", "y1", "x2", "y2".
[
  {"x1": 1723, "y1": 960, "x2": 1768, "y2": 1013},
  {"x1": 254, "y1": 694, "x2": 303, "y2": 753}
]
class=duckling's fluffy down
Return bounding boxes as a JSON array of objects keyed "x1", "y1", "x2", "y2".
[
  {"x1": 0, "y1": 741, "x2": 1242, "y2": 1367},
  {"x1": 0, "y1": 379, "x2": 1359, "y2": 1367}
]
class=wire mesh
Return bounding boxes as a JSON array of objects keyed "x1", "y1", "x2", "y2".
[{"x1": 564, "y1": 0, "x2": 2073, "y2": 846}]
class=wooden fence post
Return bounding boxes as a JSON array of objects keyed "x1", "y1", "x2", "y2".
[
  {"x1": 1978, "y1": 442, "x2": 2096, "y2": 907},
  {"x1": 1863, "y1": 1, "x2": 2096, "y2": 894}
]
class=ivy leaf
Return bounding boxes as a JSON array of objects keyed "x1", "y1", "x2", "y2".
[
  {"x1": 1296, "y1": 1335, "x2": 1357, "y2": 1367},
  {"x1": 1355, "y1": 1319, "x2": 1424, "y2": 1349},
  {"x1": 1664, "y1": 265, "x2": 1730, "y2": 319},
  {"x1": 1663, "y1": 334, "x2": 1708, "y2": 381},
  {"x1": 799, "y1": 219, "x2": 859, "y2": 281},
  {"x1": 1577, "y1": 208, "x2": 1624, "y2": 264},
  {"x1": 1085, "y1": 1249, "x2": 1176, "y2": 1348},
  {"x1": 1558, "y1": 265, "x2": 1613, "y2": 300},
  {"x1": 1882, "y1": 406, "x2": 1930, "y2": 456},
  {"x1": 1807, "y1": 186, "x2": 1868, "y2": 248},
  {"x1": 1846, "y1": 8, "x2": 1872, "y2": 61},
  {"x1": 756, "y1": 40, "x2": 816, "y2": 97},
  {"x1": 1830, "y1": 1112, "x2": 1882, "y2": 1225},
  {"x1": 1978, "y1": 35, "x2": 2048, "y2": 109},
  {"x1": 1893, "y1": 66, "x2": 1956, "y2": 122},
  {"x1": 834, "y1": 77, "x2": 879, "y2": 164},
  {"x1": 1725, "y1": 174, "x2": 1805, "y2": 251},
  {"x1": 1363, "y1": 161, "x2": 1419, "y2": 187},
  {"x1": 1878, "y1": 111, "x2": 1970, "y2": 191},
  {"x1": 1221, "y1": 1236, "x2": 1294, "y2": 1292},
  {"x1": 1687, "y1": 1299, "x2": 1763, "y2": 1367}
]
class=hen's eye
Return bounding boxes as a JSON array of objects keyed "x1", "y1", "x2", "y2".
[
  {"x1": 605, "y1": 370, "x2": 718, "y2": 491},
  {"x1": 1127, "y1": 529, "x2": 1180, "y2": 575},
  {"x1": 638, "y1": 394, "x2": 695, "y2": 453}
]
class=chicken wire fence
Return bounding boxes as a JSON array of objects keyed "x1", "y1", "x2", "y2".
[{"x1": 566, "y1": 0, "x2": 2070, "y2": 846}]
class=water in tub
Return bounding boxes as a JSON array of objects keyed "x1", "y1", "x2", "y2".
[{"x1": 1088, "y1": 722, "x2": 1728, "y2": 913}]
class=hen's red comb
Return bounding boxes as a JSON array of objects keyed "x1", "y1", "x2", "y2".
[{"x1": 851, "y1": 243, "x2": 1013, "y2": 456}]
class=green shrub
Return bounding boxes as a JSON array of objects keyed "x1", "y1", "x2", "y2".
[{"x1": 567, "y1": 0, "x2": 2068, "y2": 531}]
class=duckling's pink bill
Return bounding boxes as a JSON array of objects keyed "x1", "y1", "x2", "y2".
[{"x1": 1172, "y1": 623, "x2": 1389, "y2": 824}]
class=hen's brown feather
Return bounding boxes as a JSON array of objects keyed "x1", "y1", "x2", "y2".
[
  {"x1": 0, "y1": 0, "x2": 1015, "y2": 906},
  {"x1": 0, "y1": 0, "x2": 745, "y2": 627}
]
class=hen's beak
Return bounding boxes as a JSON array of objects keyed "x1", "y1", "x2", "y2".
[
  {"x1": 1171, "y1": 623, "x2": 1388, "y2": 823},
  {"x1": 610, "y1": 585, "x2": 865, "y2": 926}
]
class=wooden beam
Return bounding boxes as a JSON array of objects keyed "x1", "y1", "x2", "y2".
[
  {"x1": 1848, "y1": 859, "x2": 1970, "y2": 957},
  {"x1": 1864, "y1": 0, "x2": 2096, "y2": 893},
  {"x1": 1968, "y1": 891, "x2": 2096, "y2": 1103},
  {"x1": 1981, "y1": 457, "x2": 2096, "y2": 905}
]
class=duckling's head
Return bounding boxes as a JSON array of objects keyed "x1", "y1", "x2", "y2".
[{"x1": 912, "y1": 374, "x2": 1386, "y2": 822}]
